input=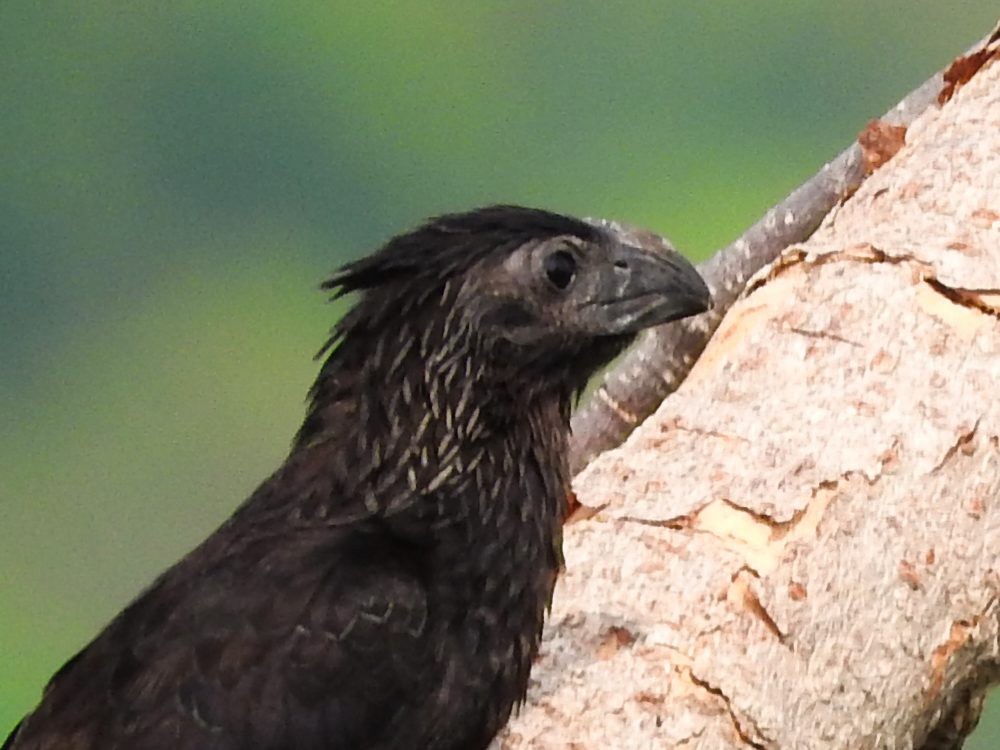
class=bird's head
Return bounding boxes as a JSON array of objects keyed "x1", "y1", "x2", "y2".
[
  {"x1": 320, "y1": 205, "x2": 710, "y2": 402},
  {"x1": 455, "y1": 213, "x2": 709, "y2": 345}
]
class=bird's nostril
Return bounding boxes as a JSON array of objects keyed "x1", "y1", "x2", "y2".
[{"x1": 614, "y1": 260, "x2": 628, "y2": 270}]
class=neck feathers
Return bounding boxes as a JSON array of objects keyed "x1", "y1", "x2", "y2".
[{"x1": 292, "y1": 279, "x2": 576, "y2": 524}]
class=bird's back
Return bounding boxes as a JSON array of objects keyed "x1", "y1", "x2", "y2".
[{"x1": 6, "y1": 475, "x2": 436, "y2": 748}]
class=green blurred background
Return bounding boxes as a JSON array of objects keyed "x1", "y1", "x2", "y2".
[{"x1": 2, "y1": 2, "x2": 997, "y2": 743}]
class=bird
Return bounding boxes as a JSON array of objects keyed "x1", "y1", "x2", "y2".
[{"x1": 5, "y1": 205, "x2": 711, "y2": 750}]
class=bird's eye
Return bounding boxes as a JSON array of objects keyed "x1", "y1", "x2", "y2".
[{"x1": 543, "y1": 250, "x2": 577, "y2": 291}]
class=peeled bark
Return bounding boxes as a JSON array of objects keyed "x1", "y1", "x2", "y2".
[{"x1": 499, "y1": 33, "x2": 1000, "y2": 750}]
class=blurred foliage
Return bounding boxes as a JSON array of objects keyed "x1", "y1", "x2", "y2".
[{"x1": 1, "y1": 1, "x2": 997, "y2": 744}]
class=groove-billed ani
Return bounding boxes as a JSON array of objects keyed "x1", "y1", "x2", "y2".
[{"x1": 5, "y1": 205, "x2": 710, "y2": 750}]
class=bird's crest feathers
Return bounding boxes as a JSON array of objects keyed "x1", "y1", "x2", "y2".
[{"x1": 322, "y1": 205, "x2": 601, "y2": 298}]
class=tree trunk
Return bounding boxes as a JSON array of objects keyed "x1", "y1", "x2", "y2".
[{"x1": 499, "y1": 35, "x2": 1000, "y2": 750}]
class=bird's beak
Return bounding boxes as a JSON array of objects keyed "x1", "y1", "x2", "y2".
[{"x1": 594, "y1": 243, "x2": 712, "y2": 335}]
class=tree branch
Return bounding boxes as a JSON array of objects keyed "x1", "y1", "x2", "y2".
[{"x1": 504, "y1": 23, "x2": 1000, "y2": 750}]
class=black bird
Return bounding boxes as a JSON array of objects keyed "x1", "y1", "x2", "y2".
[{"x1": 5, "y1": 206, "x2": 710, "y2": 750}]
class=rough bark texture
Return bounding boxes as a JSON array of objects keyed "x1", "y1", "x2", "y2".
[{"x1": 498, "y1": 40, "x2": 1000, "y2": 750}]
